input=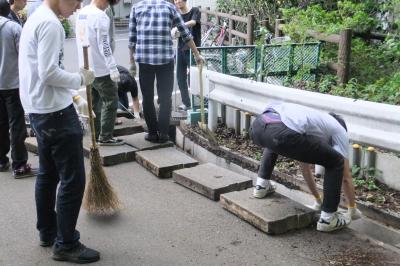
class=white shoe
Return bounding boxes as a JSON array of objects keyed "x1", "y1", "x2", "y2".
[
  {"x1": 317, "y1": 212, "x2": 351, "y2": 232},
  {"x1": 347, "y1": 208, "x2": 362, "y2": 220},
  {"x1": 253, "y1": 185, "x2": 276, "y2": 198},
  {"x1": 306, "y1": 200, "x2": 322, "y2": 211}
]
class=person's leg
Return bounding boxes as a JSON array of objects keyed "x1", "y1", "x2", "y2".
[
  {"x1": 0, "y1": 91, "x2": 10, "y2": 170},
  {"x1": 176, "y1": 49, "x2": 191, "y2": 108},
  {"x1": 95, "y1": 75, "x2": 119, "y2": 141},
  {"x1": 5, "y1": 90, "x2": 28, "y2": 170},
  {"x1": 139, "y1": 63, "x2": 158, "y2": 136},
  {"x1": 29, "y1": 113, "x2": 59, "y2": 246},
  {"x1": 155, "y1": 60, "x2": 174, "y2": 140},
  {"x1": 253, "y1": 147, "x2": 278, "y2": 198},
  {"x1": 91, "y1": 83, "x2": 102, "y2": 141},
  {"x1": 50, "y1": 105, "x2": 85, "y2": 250}
]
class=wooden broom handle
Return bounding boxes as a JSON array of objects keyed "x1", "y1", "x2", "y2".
[{"x1": 83, "y1": 46, "x2": 97, "y2": 146}]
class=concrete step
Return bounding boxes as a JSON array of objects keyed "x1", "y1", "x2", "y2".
[
  {"x1": 136, "y1": 147, "x2": 198, "y2": 178},
  {"x1": 82, "y1": 137, "x2": 137, "y2": 166},
  {"x1": 113, "y1": 117, "x2": 145, "y2": 136},
  {"x1": 173, "y1": 163, "x2": 253, "y2": 200},
  {"x1": 120, "y1": 132, "x2": 173, "y2": 151},
  {"x1": 220, "y1": 188, "x2": 316, "y2": 235}
]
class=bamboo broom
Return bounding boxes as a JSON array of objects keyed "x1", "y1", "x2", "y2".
[{"x1": 82, "y1": 46, "x2": 121, "y2": 215}]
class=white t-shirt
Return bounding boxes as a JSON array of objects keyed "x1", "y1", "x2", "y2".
[
  {"x1": 269, "y1": 103, "x2": 349, "y2": 158},
  {"x1": 76, "y1": 4, "x2": 117, "y2": 77},
  {"x1": 19, "y1": 5, "x2": 81, "y2": 114}
]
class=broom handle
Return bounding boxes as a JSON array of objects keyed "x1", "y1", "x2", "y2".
[
  {"x1": 83, "y1": 46, "x2": 97, "y2": 147},
  {"x1": 198, "y1": 64, "x2": 205, "y2": 125}
]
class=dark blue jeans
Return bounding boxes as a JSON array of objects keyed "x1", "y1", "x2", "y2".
[
  {"x1": 0, "y1": 89, "x2": 28, "y2": 169},
  {"x1": 250, "y1": 116, "x2": 344, "y2": 213},
  {"x1": 176, "y1": 49, "x2": 191, "y2": 108},
  {"x1": 29, "y1": 104, "x2": 85, "y2": 250}
]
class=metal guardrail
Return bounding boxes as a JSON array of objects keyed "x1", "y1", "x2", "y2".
[{"x1": 190, "y1": 68, "x2": 400, "y2": 153}]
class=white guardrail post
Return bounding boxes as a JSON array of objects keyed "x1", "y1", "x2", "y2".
[{"x1": 190, "y1": 67, "x2": 400, "y2": 153}]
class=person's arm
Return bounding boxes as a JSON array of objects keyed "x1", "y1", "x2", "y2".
[
  {"x1": 342, "y1": 158, "x2": 356, "y2": 207},
  {"x1": 37, "y1": 21, "x2": 81, "y2": 89},
  {"x1": 128, "y1": 6, "x2": 137, "y2": 65},
  {"x1": 13, "y1": 23, "x2": 22, "y2": 54},
  {"x1": 300, "y1": 162, "x2": 321, "y2": 200},
  {"x1": 97, "y1": 14, "x2": 117, "y2": 73},
  {"x1": 186, "y1": 7, "x2": 201, "y2": 29},
  {"x1": 105, "y1": 6, "x2": 115, "y2": 53}
]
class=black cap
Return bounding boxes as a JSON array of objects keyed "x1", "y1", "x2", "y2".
[{"x1": 329, "y1": 112, "x2": 347, "y2": 131}]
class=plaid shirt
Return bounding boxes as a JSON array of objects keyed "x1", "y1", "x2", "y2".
[{"x1": 128, "y1": 0, "x2": 192, "y2": 65}]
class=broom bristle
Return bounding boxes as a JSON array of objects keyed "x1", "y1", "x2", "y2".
[{"x1": 83, "y1": 147, "x2": 121, "y2": 215}]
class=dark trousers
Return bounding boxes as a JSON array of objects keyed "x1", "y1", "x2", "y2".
[
  {"x1": 139, "y1": 60, "x2": 174, "y2": 136},
  {"x1": 250, "y1": 116, "x2": 344, "y2": 213},
  {"x1": 0, "y1": 89, "x2": 28, "y2": 169},
  {"x1": 176, "y1": 49, "x2": 191, "y2": 108},
  {"x1": 92, "y1": 75, "x2": 119, "y2": 141},
  {"x1": 29, "y1": 105, "x2": 85, "y2": 250}
]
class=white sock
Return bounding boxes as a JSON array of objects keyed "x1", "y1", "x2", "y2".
[
  {"x1": 321, "y1": 211, "x2": 333, "y2": 221},
  {"x1": 256, "y1": 177, "x2": 271, "y2": 188},
  {"x1": 134, "y1": 112, "x2": 140, "y2": 118}
]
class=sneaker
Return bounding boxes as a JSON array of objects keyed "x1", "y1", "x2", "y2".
[
  {"x1": 253, "y1": 184, "x2": 276, "y2": 198},
  {"x1": 306, "y1": 200, "x2": 322, "y2": 211},
  {"x1": 52, "y1": 242, "x2": 100, "y2": 264},
  {"x1": 158, "y1": 134, "x2": 170, "y2": 143},
  {"x1": 40, "y1": 238, "x2": 55, "y2": 247},
  {"x1": 0, "y1": 161, "x2": 10, "y2": 172},
  {"x1": 13, "y1": 164, "x2": 38, "y2": 179},
  {"x1": 144, "y1": 133, "x2": 159, "y2": 143},
  {"x1": 347, "y1": 207, "x2": 362, "y2": 220},
  {"x1": 178, "y1": 104, "x2": 189, "y2": 111},
  {"x1": 317, "y1": 212, "x2": 351, "y2": 232},
  {"x1": 98, "y1": 137, "x2": 124, "y2": 146}
]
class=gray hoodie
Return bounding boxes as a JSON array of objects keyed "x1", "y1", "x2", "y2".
[{"x1": 0, "y1": 16, "x2": 21, "y2": 90}]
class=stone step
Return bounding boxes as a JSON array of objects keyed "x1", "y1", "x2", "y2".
[
  {"x1": 25, "y1": 137, "x2": 38, "y2": 154},
  {"x1": 120, "y1": 132, "x2": 173, "y2": 151},
  {"x1": 173, "y1": 163, "x2": 253, "y2": 200},
  {"x1": 113, "y1": 117, "x2": 145, "y2": 136},
  {"x1": 220, "y1": 188, "x2": 316, "y2": 235},
  {"x1": 136, "y1": 147, "x2": 198, "y2": 178},
  {"x1": 82, "y1": 137, "x2": 137, "y2": 166}
]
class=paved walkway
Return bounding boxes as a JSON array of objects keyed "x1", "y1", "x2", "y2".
[{"x1": 0, "y1": 152, "x2": 399, "y2": 265}]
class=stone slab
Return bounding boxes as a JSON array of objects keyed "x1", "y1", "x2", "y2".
[
  {"x1": 113, "y1": 117, "x2": 144, "y2": 136},
  {"x1": 136, "y1": 147, "x2": 198, "y2": 178},
  {"x1": 25, "y1": 137, "x2": 38, "y2": 154},
  {"x1": 173, "y1": 163, "x2": 253, "y2": 200},
  {"x1": 120, "y1": 132, "x2": 173, "y2": 151},
  {"x1": 82, "y1": 137, "x2": 137, "y2": 166},
  {"x1": 220, "y1": 188, "x2": 316, "y2": 235}
]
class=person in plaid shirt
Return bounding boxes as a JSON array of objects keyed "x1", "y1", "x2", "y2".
[{"x1": 128, "y1": 0, "x2": 203, "y2": 143}]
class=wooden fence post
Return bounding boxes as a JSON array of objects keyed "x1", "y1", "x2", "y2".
[
  {"x1": 275, "y1": 19, "x2": 284, "y2": 37},
  {"x1": 246, "y1": 14, "x2": 255, "y2": 45},
  {"x1": 229, "y1": 11, "x2": 236, "y2": 45},
  {"x1": 338, "y1": 28, "x2": 352, "y2": 85}
]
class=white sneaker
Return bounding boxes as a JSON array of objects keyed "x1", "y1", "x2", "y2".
[
  {"x1": 347, "y1": 208, "x2": 362, "y2": 220},
  {"x1": 306, "y1": 200, "x2": 322, "y2": 211},
  {"x1": 253, "y1": 185, "x2": 276, "y2": 198},
  {"x1": 317, "y1": 212, "x2": 351, "y2": 232}
]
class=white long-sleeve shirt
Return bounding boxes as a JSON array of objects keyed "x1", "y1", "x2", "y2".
[
  {"x1": 76, "y1": 4, "x2": 117, "y2": 77},
  {"x1": 19, "y1": 5, "x2": 81, "y2": 114}
]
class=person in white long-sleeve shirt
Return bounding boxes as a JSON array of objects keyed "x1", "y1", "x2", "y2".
[
  {"x1": 76, "y1": 0, "x2": 123, "y2": 146},
  {"x1": 18, "y1": 0, "x2": 100, "y2": 263}
]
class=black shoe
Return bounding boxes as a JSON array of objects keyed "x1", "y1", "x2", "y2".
[
  {"x1": 0, "y1": 161, "x2": 10, "y2": 172},
  {"x1": 144, "y1": 133, "x2": 159, "y2": 143},
  {"x1": 52, "y1": 242, "x2": 100, "y2": 264},
  {"x1": 40, "y1": 238, "x2": 55, "y2": 247},
  {"x1": 13, "y1": 163, "x2": 38, "y2": 179},
  {"x1": 98, "y1": 137, "x2": 124, "y2": 146},
  {"x1": 158, "y1": 134, "x2": 169, "y2": 143}
]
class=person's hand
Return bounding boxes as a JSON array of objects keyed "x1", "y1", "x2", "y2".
[
  {"x1": 171, "y1": 27, "x2": 180, "y2": 39},
  {"x1": 194, "y1": 54, "x2": 205, "y2": 66},
  {"x1": 73, "y1": 95, "x2": 95, "y2": 118},
  {"x1": 110, "y1": 68, "x2": 120, "y2": 83},
  {"x1": 129, "y1": 63, "x2": 136, "y2": 78},
  {"x1": 79, "y1": 68, "x2": 95, "y2": 86}
]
